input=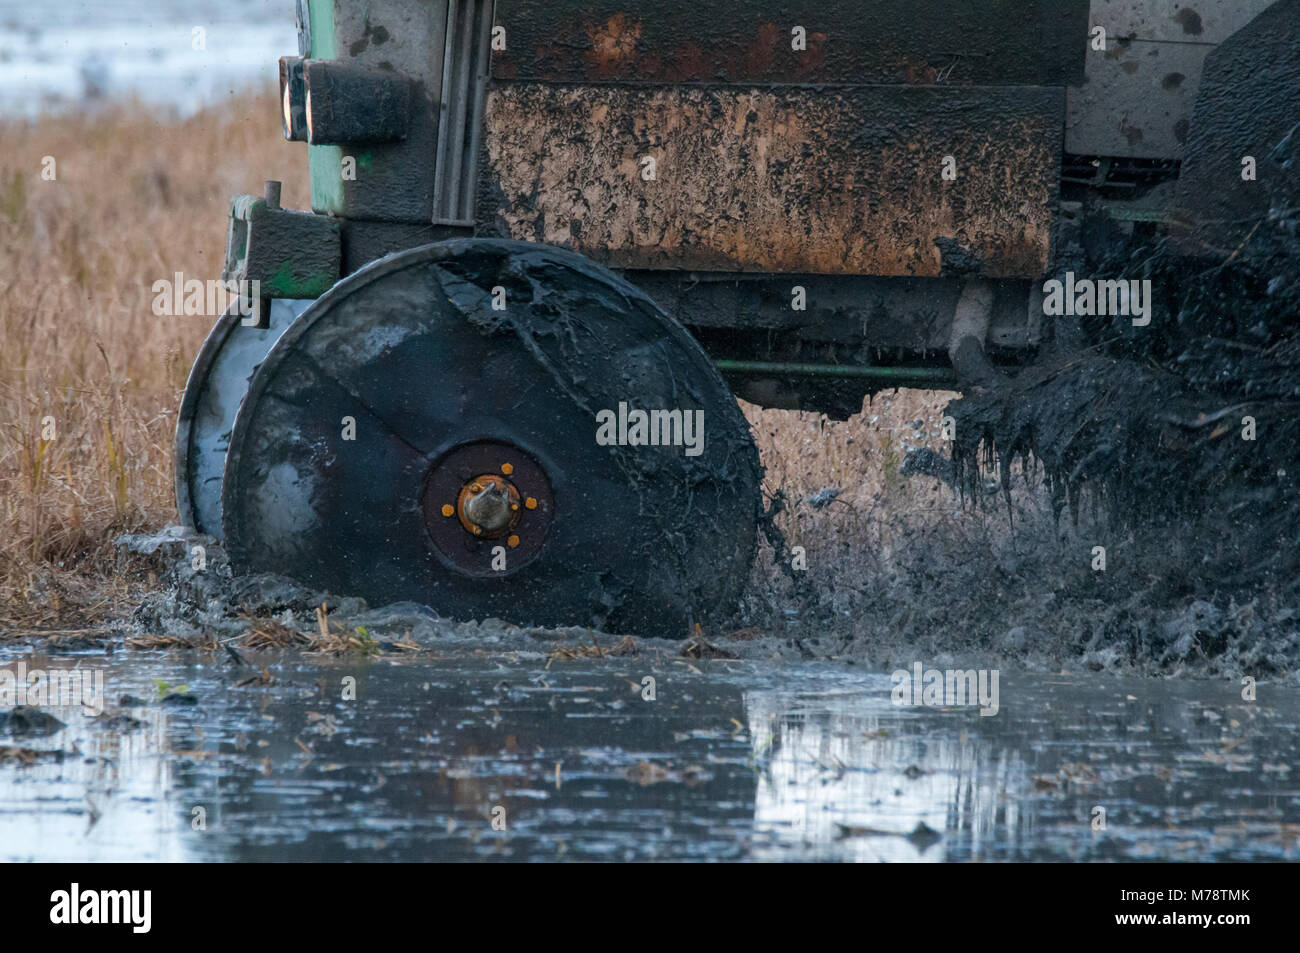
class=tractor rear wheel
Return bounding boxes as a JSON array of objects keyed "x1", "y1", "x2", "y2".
[{"x1": 220, "y1": 239, "x2": 762, "y2": 637}]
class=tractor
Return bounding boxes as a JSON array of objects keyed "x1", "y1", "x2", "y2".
[{"x1": 175, "y1": 0, "x2": 1300, "y2": 636}]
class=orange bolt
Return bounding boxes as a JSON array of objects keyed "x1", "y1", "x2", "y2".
[
  {"x1": 441, "y1": 504, "x2": 455, "y2": 518},
  {"x1": 501, "y1": 462, "x2": 514, "y2": 475},
  {"x1": 507, "y1": 534, "x2": 520, "y2": 548},
  {"x1": 471, "y1": 526, "x2": 482, "y2": 535},
  {"x1": 525, "y1": 497, "x2": 537, "y2": 510}
]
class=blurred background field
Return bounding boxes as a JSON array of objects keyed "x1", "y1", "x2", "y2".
[
  {"x1": 0, "y1": 1, "x2": 298, "y2": 624},
  {"x1": 0, "y1": 91, "x2": 311, "y2": 623}
]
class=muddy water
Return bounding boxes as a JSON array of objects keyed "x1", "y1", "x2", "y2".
[{"x1": 1, "y1": 647, "x2": 1297, "y2": 862}]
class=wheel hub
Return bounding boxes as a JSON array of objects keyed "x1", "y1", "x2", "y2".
[
  {"x1": 455, "y1": 474, "x2": 522, "y2": 539},
  {"x1": 422, "y1": 440, "x2": 553, "y2": 575}
]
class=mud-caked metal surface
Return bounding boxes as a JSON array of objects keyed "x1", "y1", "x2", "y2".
[
  {"x1": 1063, "y1": 0, "x2": 1277, "y2": 160},
  {"x1": 221, "y1": 239, "x2": 762, "y2": 636},
  {"x1": 479, "y1": 84, "x2": 1063, "y2": 278},
  {"x1": 175, "y1": 298, "x2": 313, "y2": 538},
  {"x1": 1171, "y1": 0, "x2": 1300, "y2": 257}
]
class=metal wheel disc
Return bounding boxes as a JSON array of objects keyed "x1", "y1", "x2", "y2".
[
  {"x1": 174, "y1": 298, "x2": 312, "y2": 537},
  {"x1": 221, "y1": 239, "x2": 762, "y2": 636}
]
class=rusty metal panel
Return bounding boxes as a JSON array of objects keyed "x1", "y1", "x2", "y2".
[
  {"x1": 1064, "y1": 0, "x2": 1276, "y2": 158},
  {"x1": 478, "y1": 84, "x2": 1062, "y2": 278},
  {"x1": 491, "y1": 1, "x2": 1088, "y2": 87}
]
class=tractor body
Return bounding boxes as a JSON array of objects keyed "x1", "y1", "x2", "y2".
[
  {"x1": 222, "y1": 0, "x2": 1292, "y2": 409},
  {"x1": 183, "y1": 0, "x2": 1300, "y2": 633}
]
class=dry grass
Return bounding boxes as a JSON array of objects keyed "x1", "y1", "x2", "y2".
[
  {"x1": 239, "y1": 618, "x2": 314, "y2": 651},
  {"x1": 125, "y1": 614, "x2": 418, "y2": 657},
  {"x1": 546, "y1": 634, "x2": 639, "y2": 664},
  {"x1": 744, "y1": 389, "x2": 963, "y2": 577},
  {"x1": 125, "y1": 632, "x2": 219, "y2": 652},
  {"x1": 0, "y1": 91, "x2": 308, "y2": 625}
]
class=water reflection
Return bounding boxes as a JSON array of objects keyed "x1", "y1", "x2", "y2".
[
  {"x1": 0, "y1": 650, "x2": 1297, "y2": 861},
  {"x1": 746, "y1": 689, "x2": 1029, "y2": 861},
  {"x1": 0, "y1": 657, "x2": 183, "y2": 861}
]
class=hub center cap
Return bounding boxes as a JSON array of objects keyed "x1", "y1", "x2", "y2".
[{"x1": 456, "y1": 474, "x2": 520, "y2": 537}]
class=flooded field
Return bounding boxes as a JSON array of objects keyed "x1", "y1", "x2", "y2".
[{"x1": 3, "y1": 645, "x2": 1297, "y2": 862}]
